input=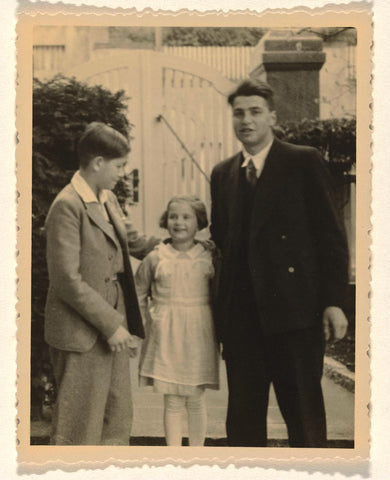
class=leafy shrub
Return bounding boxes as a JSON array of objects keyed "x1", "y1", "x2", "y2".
[
  {"x1": 276, "y1": 117, "x2": 356, "y2": 169},
  {"x1": 31, "y1": 75, "x2": 132, "y2": 417},
  {"x1": 276, "y1": 117, "x2": 356, "y2": 213}
]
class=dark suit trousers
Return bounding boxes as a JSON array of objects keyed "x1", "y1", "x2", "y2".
[{"x1": 223, "y1": 290, "x2": 326, "y2": 448}]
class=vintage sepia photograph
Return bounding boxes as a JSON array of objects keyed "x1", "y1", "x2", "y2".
[{"x1": 15, "y1": 7, "x2": 371, "y2": 469}]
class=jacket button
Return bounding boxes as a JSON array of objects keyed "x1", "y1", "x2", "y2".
[
  {"x1": 281, "y1": 234, "x2": 287, "y2": 240},
  {"x1": 105, "y1": 277, "x2": 110, "y2": 283},
  {"x1": 288, "y1": 267, "x2": 295, "y2": 273},
  {"x1": 108, "y1": 254, "x2": 113, "y2": 261}
]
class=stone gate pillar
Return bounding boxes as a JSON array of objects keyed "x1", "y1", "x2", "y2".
[{"x1": 249, "y1": 30, "x2": 326, "y2": 122}]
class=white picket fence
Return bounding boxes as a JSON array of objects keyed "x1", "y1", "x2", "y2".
[{"x1": 162, "y1": 46, "x2": 253, "y2": 82}]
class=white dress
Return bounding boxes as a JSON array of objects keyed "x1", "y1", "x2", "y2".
[{"x1": 135, "y1": 242, "x2": 219, "y2": 395}]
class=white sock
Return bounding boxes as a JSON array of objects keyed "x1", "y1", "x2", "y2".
[
  {"x1": 164, "y1": 394, "x2": 185, "y2": 446},
  {"x1": 186, "y1": 389, "x2": 207, "y2": 446}
]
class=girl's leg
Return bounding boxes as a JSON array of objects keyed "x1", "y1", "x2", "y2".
[
  {"x1": 186, "y1": 389, "x2": 207, "y2": 446},
  {"x1": 164, "y1": 394, "x2": 186, "y2": 446}
]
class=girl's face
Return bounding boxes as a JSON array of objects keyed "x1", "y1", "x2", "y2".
[{"x1": 167, "y1": 201, "x2": 198, "y2": 246}]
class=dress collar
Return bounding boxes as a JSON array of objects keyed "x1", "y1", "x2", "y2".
[{"x1": 159, "y1": 242, "x2": 205, "y2": 259}]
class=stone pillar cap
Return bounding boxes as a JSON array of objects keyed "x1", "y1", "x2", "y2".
[
  {"x1": 250, "y1": 29, "x2": 325, "y2": 73},
  {"x1": 258, "y1": 29, "x2": 324, "y2": 52}
]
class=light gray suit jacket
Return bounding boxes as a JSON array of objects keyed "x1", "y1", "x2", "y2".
[{"x1": 44, "y1": 183, "x2": 157, "y2": 352}]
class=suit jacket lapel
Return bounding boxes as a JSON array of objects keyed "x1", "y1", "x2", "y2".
[
  {"x1": 227, "y1": 152, "x2": 244, "y2": 226},
  {"x1": 105, "y1": 199, "x2": 137, "y2": 300},
  {"x1": 226, "y1": 152, "x2": 244, "y2": 250},
  {"x1": 85, "y1": 202, "x2": 120, "y2": 248},
  {"x1": 251, "y1": 138, "x2": 290, "y2": 233},
  {"x1": 104, "y1": 200, "x2": 128, "y2": 253}
]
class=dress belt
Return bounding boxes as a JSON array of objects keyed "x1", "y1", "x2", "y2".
[{"x1": 152, "y1": 295, "x2": 210, "y2": 307}]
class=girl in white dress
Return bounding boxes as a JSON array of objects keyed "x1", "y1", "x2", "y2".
[{"x1": 135, "y1": 195, "x2": 219, "y2": 446}]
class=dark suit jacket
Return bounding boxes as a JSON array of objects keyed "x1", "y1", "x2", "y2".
[
  {"x1": 45, "y1": 184, "x2": 158, "y2": 352},
  {"x1": 210, "y1": 137, "x2": 349, "y2": 340}
]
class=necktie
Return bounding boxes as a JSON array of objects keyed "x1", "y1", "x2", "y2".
[{"x1": 246, "y1": 158, "x2": 257, "y2": 187}]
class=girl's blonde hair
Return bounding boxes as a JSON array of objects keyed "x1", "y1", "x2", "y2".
[{"x1": 159, "y1": 195, "x2": 209, "y2": 230}]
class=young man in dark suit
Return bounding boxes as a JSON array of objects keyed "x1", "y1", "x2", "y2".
[{"x1": 210, "y1": 79, "x2": 349, "y2": 447}]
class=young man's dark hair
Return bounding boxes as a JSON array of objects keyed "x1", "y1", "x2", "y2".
[{"x1": 227, "y1": 79, "x2": 275, "y2": 110}]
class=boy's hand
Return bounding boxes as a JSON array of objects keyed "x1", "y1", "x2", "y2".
[
  {"x1": 107, "y1": 325, "x2": 134, "y2": 352},
  {"x1": 128, "y1": 347, "x2": 138, "y2": 359},
  {"x1": 127, "y1": 335, "x2": 142, "y2": 358}
]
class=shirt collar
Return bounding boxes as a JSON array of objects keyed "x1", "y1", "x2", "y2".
[
  {"x1": 71, "y1": 171, "x2": 109, "y2": 204},
  {"x1": 241, "y1": 137, "x2": 274, "y2": 171}
]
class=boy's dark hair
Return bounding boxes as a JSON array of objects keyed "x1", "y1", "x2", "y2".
[
  {"x1": 159, "y1": 195, "x2": 209, "y2": 231},
  {"x1": 77, "y1": 122, "x2": 130, "y2": 168},
  {"x1": 227, "y1": 79, "x2": 275, "y2": 110}
]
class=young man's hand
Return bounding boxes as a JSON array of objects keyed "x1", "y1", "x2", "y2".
[
  {"x1": 107, "y1": 325, "x2": 134, "y2": 352},
  {"x1": 200, "y1": 239, "x2": 216, "y2": 252},
  {"x1": 322, "y1": 306, "x2": 348, "y2": 343}
]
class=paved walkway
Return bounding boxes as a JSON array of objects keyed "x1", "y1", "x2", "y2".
[
  {"x1": 31, "y1": 353, "x2": 354, "y2": 442},
  {"x1": 130, "y1": 355, "x2": 354, "y2": 440}
]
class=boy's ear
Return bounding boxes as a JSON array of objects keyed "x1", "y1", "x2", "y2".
[{"x1": 91, "y1": 156, "x2": 104, "y2": 171}]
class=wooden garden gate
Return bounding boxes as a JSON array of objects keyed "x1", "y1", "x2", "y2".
[{"x1": 67, "y1": 51, "x2": 239, "y2": 236}]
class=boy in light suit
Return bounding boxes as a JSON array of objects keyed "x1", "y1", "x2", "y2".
[{"x1": 44, "y1": 122, "x2": 158, "y2": 445}]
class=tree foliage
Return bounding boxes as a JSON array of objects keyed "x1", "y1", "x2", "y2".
[
  {"x1": 162, "y1": 27, "x2": 266, "y2": 46},
  {"x1": 108, "y1": 26, "x2": 266, "y2": 47},
  {"x1": 31, "y1": 75, "x2": 131, "y2": 417}
]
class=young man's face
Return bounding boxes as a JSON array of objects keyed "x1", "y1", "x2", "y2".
[
  {"x1": 232, "y1": 95, "x2": 276, "y2": 153},
  {"x1": 96, "y1": 155, "x2": 128, "y2": 191}
]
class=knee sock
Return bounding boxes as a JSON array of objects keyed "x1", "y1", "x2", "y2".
[
  {"x1": 164, "y1": 394, "x2": 185, "y2": 446},
  {"x1": 164, "y1": 391, "x2": 208, "y2": 446},
  {"x1": 186, "y1": 389, "x2": 207, "y2": 446}
]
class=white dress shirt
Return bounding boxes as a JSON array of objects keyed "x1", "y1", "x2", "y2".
[{"x1": 241, "y1": 138, "x2": 274, "y2": 178}]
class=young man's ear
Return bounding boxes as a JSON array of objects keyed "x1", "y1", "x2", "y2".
[{"x1": 269, "y1": 111, "x2": 277, "y2": 126}]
